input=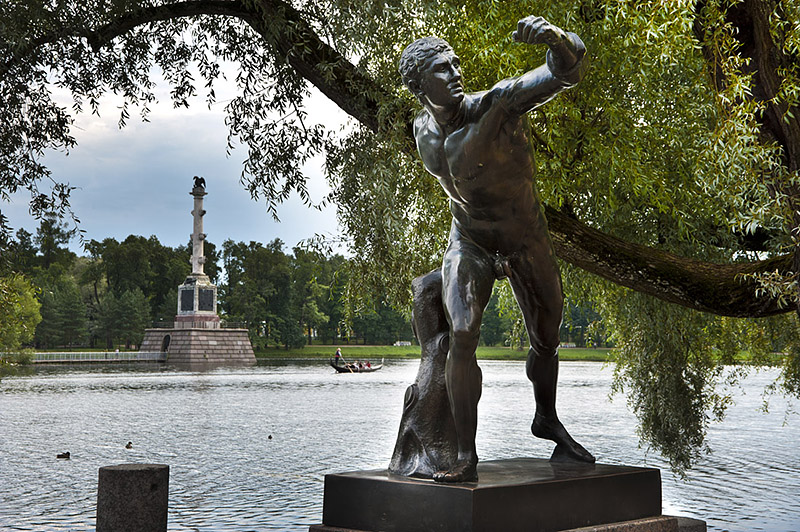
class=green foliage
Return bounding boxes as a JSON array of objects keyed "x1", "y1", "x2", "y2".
[
  {"x1": 91, "y1": 288, "x2": 150, "y2": 349},
  {"x1": 58, "y1": 280, "x2": 88, "y2": 346},
  {"x1": 0, "y1": 348, "x2": 35, "y2": 382},
  {"x1": 0, "y1": 273, "x2": 42, "y2": 351},
  {"x1": 604, "y1": 287, "x2": 800, "y2": 473},
  {"x1": 3, "y1": 228, "x2": 208, "y2": 348},
  {"x1": 93, "y1": 291, "x2": 121, "y2": 349},
  {"x1": 781, "y1": 342, "x2": 800, "y2": 396},
  {"x1": 221, "y1": 238, "x2": 294, "y2": 346},
  {"x1": 608, "y1": 290, "x2": 725, "y2": 474},
  {"x1": 221, "y1": 238, "x2": 337, "y2": 349},
  {"x1": 89, "y1": 235, "x2": 194, "y2": 319},
  {"x1": 35, "y1": 214, "x2": 77, "y2": 270},
  {"x1": 117, "y1": 289, "x2": 151, "y2": 348},
  {"x1": 480, "y1": 291, "x2": 512, "y2": 347},
  {"x1": 2, "y1": 229, "x2": 38, "y2": 274},
  {"x1": 494, "y1": 280, "x2": 526, "y2": 349},
  {"x1": 350, "y1": 301, "x2": 412, "y2": 345},
  {"x1": 562, "y1": 300, "x2": 608, "y2": 347},
  {"x1": 34, "y1": 277, "x2": 87, "y2": 348},
  {"x1": 101, "y1": 237, "x2": 183, "y2": 304},
  {"x1": 315, "y1": 254, "x2": 348, "y2": 344},
  {"x1": 221, "y1": 239, "x2": 412, "y2": 347},
  {"x1": 757, "y1": 314, "x2": 800, "y2": 397},
  {"x1": 5, "y1": 350, "x2": 34, "y2": 365},
  {"x1": 292, "y1": 247, "x2": 330, "y2": 344}
]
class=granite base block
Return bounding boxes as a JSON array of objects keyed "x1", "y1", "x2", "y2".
[
  {"x1": 569, "y1": 516, "x2": 678, "y2": 531},
  {"x1": 310, "y1": 515, "x2": 707, "y2": 532},
  {"x1": 674, "y1": 517, "x2": 707, "y2": 532},
  {"x1": 319, "y1": 458, "x2": 668, "y2": 532}
]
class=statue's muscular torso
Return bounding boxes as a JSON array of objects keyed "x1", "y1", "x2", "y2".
[
  {"x1": 414, "y1": 86, "x2": 545, "y2": 255},
  {"x1": 413, "y1": 34, "x2": 585, "y2": 258}
]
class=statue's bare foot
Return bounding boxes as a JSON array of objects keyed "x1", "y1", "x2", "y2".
[
  {"x1": 433, "y1": 459, "x2": 478, "y2": 483},
  {"x1": 531, "y1": 413, "x2": 595, "y2": 463}
]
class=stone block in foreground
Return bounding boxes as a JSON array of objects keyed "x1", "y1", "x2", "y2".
[
  {"x1": 96, "y1": 463, "x2": 169, "y2": 532},
  {"x1": 318, "y1": 458, "x2": 669, "y2": 532}
]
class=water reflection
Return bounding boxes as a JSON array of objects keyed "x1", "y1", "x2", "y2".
[{"x1": 0, "y1": 360, "x2": 797, "y2": 531}]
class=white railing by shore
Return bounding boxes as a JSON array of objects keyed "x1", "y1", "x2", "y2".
[{"x1": 32, "y1": 352, "x2": 167, "y2": 364}]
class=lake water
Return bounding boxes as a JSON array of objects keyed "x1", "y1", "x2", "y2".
[{"x1": 0, "y1": 360, "x2": 798, "y2": 531}]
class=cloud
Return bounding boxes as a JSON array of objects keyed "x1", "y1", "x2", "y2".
[{"x1": 7, "y1": 70, "x2": 350, "y2": 256}]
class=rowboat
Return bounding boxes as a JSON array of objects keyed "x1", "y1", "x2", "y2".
[{"x1": 330, "y1": 358, "x2": 383, "y2": 373}]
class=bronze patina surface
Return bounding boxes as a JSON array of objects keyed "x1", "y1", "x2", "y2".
[{"x1": 391, "y1": 15, "x2": 592, "y2": 483}]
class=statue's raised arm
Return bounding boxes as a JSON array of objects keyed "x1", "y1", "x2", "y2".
[{"x1": 499, "y1": 16, "x2": 587, "y2": 116}]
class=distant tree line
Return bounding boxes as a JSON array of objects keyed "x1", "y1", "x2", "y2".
[
  {"x1": 0, "y1": 216, "x2": 609, "y2": 352},
  {"x1": 1, "y1": 215, "x2": 206, "y2": 350},
  {"x1": 0, "y1": 216, "x2": 416, "y2": 350},
  {"x1": 218, "y1": 238, "x2": 416, "y2": 349}
]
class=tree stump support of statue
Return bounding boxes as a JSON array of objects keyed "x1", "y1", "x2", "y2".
[{"x1": 389, "y1": 269, "x2": 458, "y2": 477}]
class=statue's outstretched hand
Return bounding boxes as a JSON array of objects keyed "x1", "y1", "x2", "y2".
[{"x1": 512, "y1": 16, "x2": 567, "y2": 47}]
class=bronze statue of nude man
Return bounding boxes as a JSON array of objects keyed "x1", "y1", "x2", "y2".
[{"x1": 399, "y1": 16, "x2": 594, "y2": 483}]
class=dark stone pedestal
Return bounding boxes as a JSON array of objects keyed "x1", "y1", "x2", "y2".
[
  {"x1": 311, "y1": 516, "x2": 708, "y2": 532},
  {"x1": 317, "y1": 458, "x2": 665, "y2": 532}
]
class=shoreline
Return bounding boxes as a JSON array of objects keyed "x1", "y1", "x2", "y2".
[{"x1": 254, "y1": 346, "x2": 614, "y2": 362}]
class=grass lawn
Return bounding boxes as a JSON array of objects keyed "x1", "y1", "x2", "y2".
[
  {"x1": 255, "y1": 345, "x2": 613, "y2": 362},
  {"x1": 26, "y1": 344, "x2": 612, "y2": 361}
]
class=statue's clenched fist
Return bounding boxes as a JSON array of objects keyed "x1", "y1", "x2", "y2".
[{"x1": 512, "y1": 16, "x2": 567, "y2": 47}]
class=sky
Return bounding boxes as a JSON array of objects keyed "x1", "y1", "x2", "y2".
[{"x1": 6, "y1": 72, "x2": 350, "y2": 256}]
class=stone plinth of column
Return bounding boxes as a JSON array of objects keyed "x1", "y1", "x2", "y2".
[
  {"x1": 140, "y1": 327, "x2": 256, "y2": 365},
  {"x1": 176, "y1": 274, "x2": 219, "y2": 328}
]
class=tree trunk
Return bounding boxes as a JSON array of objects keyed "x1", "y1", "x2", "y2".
[{"x1": 546, "y1": 206, "x2": 792, "y2": 317}]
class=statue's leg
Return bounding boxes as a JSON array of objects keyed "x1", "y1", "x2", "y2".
[
  {"x1": 435, "y1": 236, "x2": 495, "y2": 482},
  {"x1": 507, "y1": 245, "x2": 595, "y2": 463}
]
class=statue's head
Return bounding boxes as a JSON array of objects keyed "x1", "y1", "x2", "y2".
[
  {"x1": 400, "y1": 37, "x2": 456, "y2": 89},
  {"x1": 399, "y1": 37, "x2": 463, "y2": 107}
]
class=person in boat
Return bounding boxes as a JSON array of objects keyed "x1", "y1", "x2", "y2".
[
  {"x1": 398, "y1": 15, "x2": 593, "y2": 483},
  {"x1": 334, "y1": 348, "x2": 343, "y2": 365}
]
